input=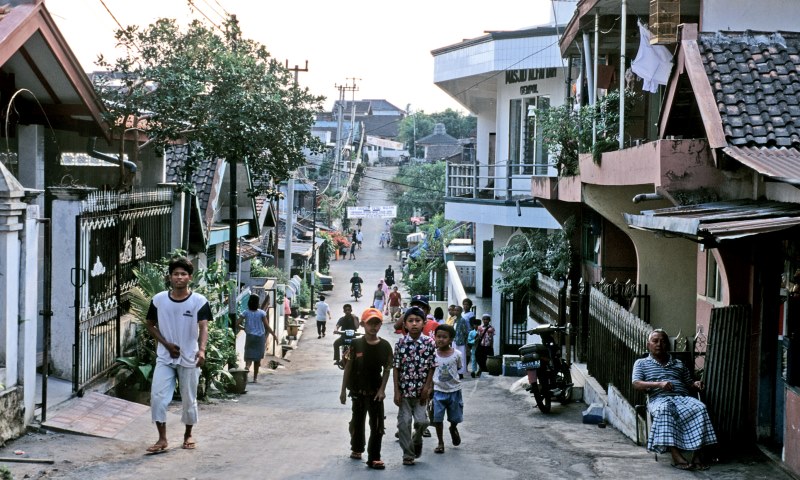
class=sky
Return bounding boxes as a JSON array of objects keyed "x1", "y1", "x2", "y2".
[{"x1": 46, "y1": 0, "x2": 559, "y2": 114}]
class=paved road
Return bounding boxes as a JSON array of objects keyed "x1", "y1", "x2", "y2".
[{"x1": 0, "y1": 166, "x2": 792, "y2": 479}]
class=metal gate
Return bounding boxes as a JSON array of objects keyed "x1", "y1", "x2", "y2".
[{"x1": 73, "y1": 188, "x2": 173, "y2": 393}]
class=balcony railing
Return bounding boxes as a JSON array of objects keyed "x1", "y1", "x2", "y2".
[{"x1": 446, "y1": 158, "x2": 555, "y2": 200}]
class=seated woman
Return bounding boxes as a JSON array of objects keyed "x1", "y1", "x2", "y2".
[{"x1": 632, "y1": 329, "x2": 717, "y2": 471}]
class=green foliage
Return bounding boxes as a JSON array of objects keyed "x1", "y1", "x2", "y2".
[
  {"x1": 297, "y1": 279, "x2": 312, "y2": 309},
  {"x1": 390, "y1": 220, "x2": 413, "y2": 249},
  {"x1": 317, "y1": 231, "x2": 336, "y2": 274},
  {"x1": 393, "y1": 161, "x2": 446, "y2": 220},
  {"x1": 398, "y1": 109, "x2": 476, "y2": 158},
  {"x1": 401, "y1": 214, "x2": 463, "y2": 296},
  {"x1": 94, "y1": 15, "x2": 324, "y2": 192},
  {"x1": 119, "y1": 255, "x2": 242, "y2": 400},
  {"x1": 537, "y1": 90, "x2": 642, "y2": 176},
  {"x1": 492, "y1": 218, "x2": 574, "y2": 303},
  {"x1": 0, "y1": 465, "x2": 11, "y2": 480}
]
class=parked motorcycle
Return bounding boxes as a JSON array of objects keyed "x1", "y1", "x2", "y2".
[
  {"x1": 519, "y1": 324, "x2": 573, "y2": 413},
  {"x1": 334, "y1": 329, "x2": 363, "y2": 370}
]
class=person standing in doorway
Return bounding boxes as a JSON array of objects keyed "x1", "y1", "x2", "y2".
[
  {"x1": 315, "y1": 295, "x2": 332, "y2": 338},
  {"x1": 145, "y1": 256, "x2": 211, "y2": 453},
  {"x1": 475, "y1": 314, "x2": 495, "y2": 377}
]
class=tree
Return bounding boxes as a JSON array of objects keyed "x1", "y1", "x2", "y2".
[
  {"x1": 397, "y1": 109, "x2": 476, "y2": 158},
  {"x1": 392, "y1": 161, "x2": 446, "y2": 220},
  {"x1": 94, "y1": 15, "x2": 324, "y2": 193}
]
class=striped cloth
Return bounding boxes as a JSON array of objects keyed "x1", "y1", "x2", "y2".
[{"x1": 632, "y1": 355, "x2": 718, "y2": 453}]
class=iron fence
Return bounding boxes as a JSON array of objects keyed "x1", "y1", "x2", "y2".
[{"x1": 73, "y1": 188, "x2": 173, "y2": 393}]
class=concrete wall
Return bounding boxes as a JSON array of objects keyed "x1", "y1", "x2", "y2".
[
  {"x1": 785, "y1": 388, "x2": 800, "y2": 475},
  {"x1": 703, "y1": 0, "x2": 800, "y2": 32},
  {"x1": 0, "y1": 387, "x2": 24, "y2": 444},
  {"x1": 583, "y1": 184, "x2": 697, "y2": 335}
]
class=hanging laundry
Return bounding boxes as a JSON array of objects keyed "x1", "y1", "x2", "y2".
[{"x1": 631, "y1": 21, "x2": 673, "y2": 93}]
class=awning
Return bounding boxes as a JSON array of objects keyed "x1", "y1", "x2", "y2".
[
  {"x1": 624, "y1": 199, "x2": 800, "y2": 245},
  {"x1": 724, "y1": 146, "x2": 800, "y2": 184}
]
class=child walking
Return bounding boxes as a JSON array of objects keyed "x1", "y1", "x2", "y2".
[
  {"x1": 393, "y1": 307, "x2": 436, "y2": 466},
  {"x1": 467, "y1": 322, "x2": 479, "y2": 377},
  {"x1": 340, "y1": 308, "x2": 393, "y2": 470},
  {"x1": 431, "y1": 324, "x2": 463, "y2": 453}
]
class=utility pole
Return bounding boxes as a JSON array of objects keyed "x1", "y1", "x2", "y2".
[
  {"x1": 333, "y1": 79, "x2": 358, "y2": 190},
  {"x1": 309, "y1": 186, "x2": 318, "y2": 303},
  {"x1": 283, "y1": 60, "x2": 309, "y2": 279}
]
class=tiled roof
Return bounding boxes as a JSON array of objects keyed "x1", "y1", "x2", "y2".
[
  {"x1": 362, "y1": 115, "x2": 401, "y2": 138},
  {"x1": 165, "y1": 144, "x2": 222, "y2": 230},
  {"x1": 699, "y1": 31, "x2": 800, "y2": 147}
]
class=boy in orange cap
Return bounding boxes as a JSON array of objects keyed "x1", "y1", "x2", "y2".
[{"x1": 340, "y1": 308, "x2": 393, "y2": 470}]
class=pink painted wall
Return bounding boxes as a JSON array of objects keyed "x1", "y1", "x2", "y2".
[
  {"x1": 578, "y1": 139, "x2": 725, "y2": 191},
  {"x1": 785, "y1": 389, "x2": 800, "y2": 475}
]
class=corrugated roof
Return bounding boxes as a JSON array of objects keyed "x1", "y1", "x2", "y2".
[
  {"x1": 624, "y1": 199, "x2": 800, "y2": 245},
  {"x1": 724, "y1": 146, "x2": 800, "y2": 184}
]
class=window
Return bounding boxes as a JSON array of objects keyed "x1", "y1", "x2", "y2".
[
  {"x1": 509, "y1": 97, "x2": 550, "y2": 176},
  {"x1": 581, "y1": 217, "x2": 600, "y2": 264},
  {"x1": 705, "y1": 253, "x2": 722, "y2": 302}
]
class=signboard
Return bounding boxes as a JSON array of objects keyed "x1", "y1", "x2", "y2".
[{"x1": 347, "y1": 206, "x2": 397, "y2": 219}]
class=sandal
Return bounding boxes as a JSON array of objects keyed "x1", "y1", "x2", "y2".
[
  {"x1": 402, "y1": 457, "x2": 415, "y2": 466},
  {"x1": 690, "y1": 463, "x2": 709, "y2": 471},
  {"x1": 145, "y1": 443, "x2": 167, "y2": 454},
  {"x1": 367, "y1": 460, "x2": 386, "y2": 470},
  {"x1": 434, "y1": 445, "x2": 445, "y2": 454},
  {"x1": 350, "y1": 451, "x2": 363, "y2": 460},
  {"x1": 182, "y1": 439, "x2": 196, "y2": 450},
  {"x1": 671, "y1": 463, "x2": 692, "y2": 471}
]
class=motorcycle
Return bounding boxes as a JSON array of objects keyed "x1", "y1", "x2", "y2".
[
  {"x1": 352, "y1": 282, "x2": 362, "y2": 301},
  {"x1": 334, "y1": 329, "x2": 363, "y2": 370},
  {"x1": 519, "y1": 323, "x2": 573, "y2": 413}
]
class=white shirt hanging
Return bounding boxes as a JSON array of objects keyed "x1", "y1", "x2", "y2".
[{"x1": 631, "y1": 21, "x2": 674, "y2": 93}]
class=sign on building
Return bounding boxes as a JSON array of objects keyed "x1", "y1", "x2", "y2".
[{"x1": 347, "y1": 206, "x2": 397, "y2": 219}]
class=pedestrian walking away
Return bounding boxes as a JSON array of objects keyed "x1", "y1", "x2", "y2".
[
  {"x1": 315, "y1": 295, "x2": 332, "y2": 338},
  {"x1": 356, "y1": 230, "x2": 364, "y2": 249},
  {"x1": 349, "y1": 241, "x2": 357, "y2": 260},
  {"x1": 393, "y1": 306, "x2": 436, "y2": 466},
  {"x1": 145, "y1": 256, "x2": 211, "y2": 453},
  {"x1": 340, "y1": 308, "x2": 393, "y2": 470},
  {"x1": 475, "y1": 314, "x2": 495, "y2": 377},
  {"x1": 431, "y1": 324, "x2": 464, "y2": 454},
  {"x1": 633, "y1": 329, "x2": 717, "y2": 471},
  {"x1": 237, "y1": 294, "x2": 276, "y2": 383},
  {"x1": 379, "y1": 231, "x2": 386, "y2": 248},
  {"x1": 333, "y1": 304, "x2": 361, "y2": 365}
]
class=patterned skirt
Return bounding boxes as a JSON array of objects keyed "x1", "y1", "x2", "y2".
[
  {"x1": 244, "y1": 333, "x2": 266, "y2": 361},
  {"x1": 647, "y1": 395, "x2": 718, "y2": 453}
]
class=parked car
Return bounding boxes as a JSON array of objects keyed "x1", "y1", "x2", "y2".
[{"x1": 315, "y1": 272, "x2": 334, "y2": 291}]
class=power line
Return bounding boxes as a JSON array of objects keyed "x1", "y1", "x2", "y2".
[
  {"x1": 187, "y1": 0, "x2": 221, "y2": 30},
  {"x1": 97, "y1": 0, "x2": 125, "y2": 32}
]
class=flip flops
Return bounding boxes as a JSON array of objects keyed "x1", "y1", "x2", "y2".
[
  {"x1": 434, "y1": 445, "x2": 445, "y2": 454},
  {"x1": 367, "y1": 460, "x2": 385, "y2": 470},
  {"x1": 402, "y1": 457, "x2": 415, "y2": 466},
  {"x1": 182, "y1": 439, "x2": 196, "y2": 450},
  {"x1": 350, "y1": 451, "x2": 363, "y2": 460},
  {"x1": 145, "y1": 443, "x2": 167, "y2": 454},
  {"x1": 671, "y1": 462, "x2": 691, "y2": 471}
]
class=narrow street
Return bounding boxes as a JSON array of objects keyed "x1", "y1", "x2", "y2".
[{"x1": 0, "y1": 166, "x2": 792, "y2": 480}]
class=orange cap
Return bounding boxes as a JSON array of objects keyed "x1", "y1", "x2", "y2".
[{"x1": 361, "y1": 308, "x2": 383, "y2": 323}]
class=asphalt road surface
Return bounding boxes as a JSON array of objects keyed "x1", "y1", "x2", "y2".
[{"x1": 0, "y1": 166, "x2": 791, "y2": 480}]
